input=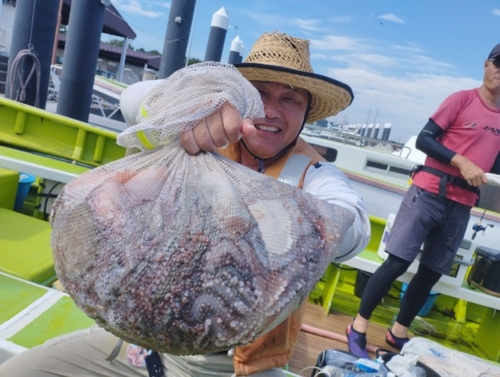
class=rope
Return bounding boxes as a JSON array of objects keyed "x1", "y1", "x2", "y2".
[
  {"x1": 8, "y1": 0, "x2": 41, "y2": 107},
  {"x1": 8, "y1": 48, "x2": 42, "y2": 107}
]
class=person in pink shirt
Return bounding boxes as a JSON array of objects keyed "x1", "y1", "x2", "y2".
[{"x1": 346, "y1": 43, "x2": 500, "y2": 358}]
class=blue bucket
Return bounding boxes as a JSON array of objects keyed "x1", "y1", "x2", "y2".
[
  {"x1": 14, "y1": 173, "x2": 36, "y2": 210},
  {"x1": 400, "y1": 283, "x2": 439, "y2": 317}
]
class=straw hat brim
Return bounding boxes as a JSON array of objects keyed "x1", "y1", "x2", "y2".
[{"x1": 235, "y1": 63, "x2": 354, "y2": 122}]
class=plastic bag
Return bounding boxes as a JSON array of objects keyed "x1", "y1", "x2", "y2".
[{"x1": 312, "y1": 349, "x2": 389, "y2": 376}]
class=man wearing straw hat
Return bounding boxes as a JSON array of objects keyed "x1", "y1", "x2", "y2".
[{"x1": 0, "y1": 31, "x2": 369, "y2": 377}]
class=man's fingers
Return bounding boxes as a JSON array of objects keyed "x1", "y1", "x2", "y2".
[
  {"x1": 179, "y1": 103, "x2": 246, "y2": 154},
  {"x1": 179, "y1": 129, "x2": 201, "y2": 155},
  {"x1": 192, "y1": 117, "x2": 219, "y2": 151},
  {"x1": 179, "y1": 115, "x2": 227, "y2": 154},
  {"x1": 473, "y1": 174, "x2": 488, "y2": 187},
  {"x1": 204, "y1": 111, "x2": 230, "y2": 148},
  {"x1": 219, "y1": 102, "x2": 244, "y2": 143},
  {"x1": 465, "y1": 172, "x2": 488, "y2": 187},
  {"x1": 241, "y1": 118, "x2": 257, "y2": 137}
]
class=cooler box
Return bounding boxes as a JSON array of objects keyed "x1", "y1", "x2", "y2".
[
  {"x1": 467, "y1": 246, "x2": 500, "y2": 296},
  {"x1": 377, "y1": 213, "x2": 475, "y2": 287},
  {"x1": 14, "y1": 172, "x2": 35, "y2": 210}
]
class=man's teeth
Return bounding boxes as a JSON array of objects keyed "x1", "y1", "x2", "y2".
[{"x1": 256, "y1": 125, "x2": 279, "y2": 132}]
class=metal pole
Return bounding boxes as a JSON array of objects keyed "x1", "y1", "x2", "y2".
[
  {"x1": 158, "y1": 0, "x2": 196, "y2": 78},
  {"x1": 204, "y1": 7, "x2": 228, "y2": 62},
  {"x1": 228, "y1": 35, "x2": 242, "y2": 65},
  {"x1": 51, "y1": 0, "x2": 64, "y2": 64},
  {"x1": 184, "y1": 0, "x2": 199, "y2": 67},
  {"x1": 56, "y1": 0, "x2": 107, "y2": 122},
  {"x1": 117, "y1": 37, "x2": 129, "y2": 83}
]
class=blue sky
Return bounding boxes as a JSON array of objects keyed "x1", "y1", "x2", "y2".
[{"x1": 108, "y1": 0, "x2": 499, "y2": 143}]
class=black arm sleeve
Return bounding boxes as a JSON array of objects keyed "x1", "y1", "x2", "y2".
[
  {"x1": 415, "y1": 119, "x2": 456, "y2": 164},
  {"x1": 490, "y1": 152, "x2": 500, "y2": 174}
]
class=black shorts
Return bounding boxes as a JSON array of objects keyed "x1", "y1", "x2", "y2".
[{"x1": 386, "y1": 185, "x2": 471, "y2": 274}]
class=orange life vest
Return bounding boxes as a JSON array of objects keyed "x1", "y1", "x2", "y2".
[{"x1": 218, "y1": 137, "x2": 325, "y2": 376}]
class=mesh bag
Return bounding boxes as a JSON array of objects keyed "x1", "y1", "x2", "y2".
[{"x1": 50, "y1": 62, "x2": 355, "y2": 355}]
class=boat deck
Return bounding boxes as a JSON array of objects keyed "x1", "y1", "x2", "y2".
[{"x1": 289, "y1": 302, "x2": 391, "y2": 375}]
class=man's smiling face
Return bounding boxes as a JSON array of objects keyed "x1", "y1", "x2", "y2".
[{"x1": 242, "y1": 81, "x2": 310, "y2": 159}]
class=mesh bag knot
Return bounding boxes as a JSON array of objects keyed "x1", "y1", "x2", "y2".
[{"x1": 117, "y1": 62, "x2": 265, "y2": 150}]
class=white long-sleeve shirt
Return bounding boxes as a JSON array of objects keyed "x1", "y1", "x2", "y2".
[{"x1": 303, "y1": 162, "x2": 370, "y2": 262}]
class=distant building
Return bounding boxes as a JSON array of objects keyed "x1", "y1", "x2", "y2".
[{"x1": 55, "y1": 34, "x2": 160, "y2": 84}]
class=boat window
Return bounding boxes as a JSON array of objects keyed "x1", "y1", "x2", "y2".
[
  {"x1": 365, "y1": 159, "x2": 412, "y2": 178},
  {"x1": 309, "y1": 144, "x2": 337, "y2": 162},
  {"x1": 389, "y1": 166, "x2": 411, "y2": 176},
  {"x1": 366, "y1": 160, "x2": 388, "y2": 170}
]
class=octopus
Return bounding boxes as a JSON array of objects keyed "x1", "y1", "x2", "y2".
[{"x1": 50, "y1": 144, "x2": 354, "y2": 355}]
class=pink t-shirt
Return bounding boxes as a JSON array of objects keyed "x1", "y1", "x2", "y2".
[{"x1": 413, "y1": 88, "x2": 500, "y2": 206}]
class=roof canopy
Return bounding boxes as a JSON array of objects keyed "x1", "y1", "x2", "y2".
[{"x1": 62, "y1": 0, "x2": 136, "y2": 39}]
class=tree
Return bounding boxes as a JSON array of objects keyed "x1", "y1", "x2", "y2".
[
  {"x1": 187, "y1": 57, "x2": 202, "y2": 65},
  {"x1": 108, "y1": 38, "x2": 135, "y2": 51}
]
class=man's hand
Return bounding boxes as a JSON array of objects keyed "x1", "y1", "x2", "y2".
[
  {"x1": 451, "y1": 154, "x2": 487, "y2": 187},
  {"x1": 179, "y1": 102, "x2": 257, "y2": 155}
]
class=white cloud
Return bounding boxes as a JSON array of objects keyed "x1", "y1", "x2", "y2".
[
  {"x1": 246, "y1": 12, "x2": 326, "y2": 33},
  {"x1": 310, "y1": 34, "x2": 456, "y2": 77},
  {"x1": 492, "y1": 9, "x2": 500, "y2": 16},
  {"x1": 294, "y1": 18, "x2": 322, "y2": 31},
  {"x1": 327, "y1": 67, "x2": 481, "y2": 142},
  {"x1": 247, "y1": 12, "x2": 287, "y2": 27},
  {"x1": 152, "y1": 1, "x2": 170, "y2": 10},
  {"x1": 378, "y1": 14, "x2": 405, "y2": 24},
  {"x1": 403, "y1": 55, "x2": 455, "y2": 73},
  {"x1": 310, "y1": 53, "x2": 329, "y2": 60},
  {"x1": 390, "y1": 43, "x2": 424, "y2": 54},
  {"x1": 304, "y1": 30, "x2": 481, "y2": 142},
  {"x1": 310, "y1": 35, "x2": 368, "y2": 52},
  {"x1": 113, "y1": 0, "x2": 166, "y2": 18},
  {"x1": 334, "y1": 53, "x2": 396, "y2": 68}
]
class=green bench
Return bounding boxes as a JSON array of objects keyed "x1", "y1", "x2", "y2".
[
  {"x1": 0, "y1": 208, "x2": 56, "y2": 286},
  {"x1": 0, "y1": 272, "x2": 95, "y2": 363}
]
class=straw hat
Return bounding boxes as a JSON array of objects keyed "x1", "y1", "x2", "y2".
[{"x1": 235, "y1": 31, "x2": 353, "y2": 122}]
